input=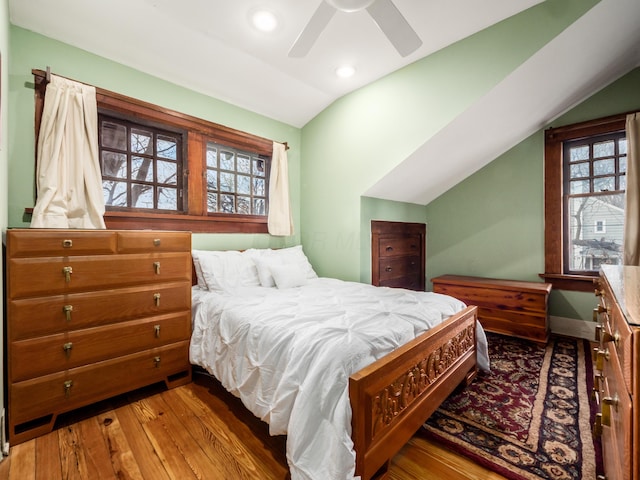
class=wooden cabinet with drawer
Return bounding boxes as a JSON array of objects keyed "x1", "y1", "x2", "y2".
[
  {"x1": 431, "y1": 274, "x2": 552, "y2": 343},
  {"x1": 593, "y1": 265, "x2": 639, "y2": 480},
  {"x1": 5, "y1": 228, "x2": 193, "y2": 444},
  {"x1": 371, "y1": 221, "x2": 425, "y2": 291}
]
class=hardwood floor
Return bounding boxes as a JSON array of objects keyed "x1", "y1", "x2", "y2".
[{"x1": 0, "y1": 372, "x2": 506, "y2": 480}]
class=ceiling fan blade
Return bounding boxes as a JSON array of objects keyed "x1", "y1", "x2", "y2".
[
  {"x1": 289, "y1": 2, "x2": 337, "y2": 58},
  {"x1": 366, "y1": 0, "x2": 422, "y2": 57}
]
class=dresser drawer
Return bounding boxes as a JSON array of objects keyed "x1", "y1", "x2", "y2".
[
  {"x1": 378, "y1": 255, "x2": 421, "y2": 282},
  {"x1": 8, "y1": 252, "x2": 191, "y2": 298},
  {"x1": 117, "y1": 230, "x2": 191, "y2": 253},
  {"x1": 377, "y1": 235, "x2": 421, "y2": 258},
  {"x1": 6, "y1": 229, "x2": 116, "y2": 257},
  {"x1": 10, "y1": 341, "x2": 190, "y2": 427},
  {"x1": 11, "y1": 312, "x2": 191, "y2": 381},
  {"x1": 9, "y1": 282, "x2": 191, "y2": 341}
]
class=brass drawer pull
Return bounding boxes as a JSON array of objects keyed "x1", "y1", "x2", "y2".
[
  {"x1": 595, "y1": 347, "x2": 610, "y2": 371},
  {"x1": 154, "y1": 262, "x2": 161, "y2": 275},
  {"x1": 602, "y1": 394, "x2": 619, "y2": 426},
  {"x1": 385, "y1": 246, "x2": 393, "y2": 252},
  {"x1": 64, "y1": 380, "x2": 73, "y2": 398},
  {"x1": 62, "y1": 239, "x2": 73, "y2": 248},
  {"x1": 594, "y1": 288, "x2": 604, "y2": 297},
  {"x1": 154, "y1": 293, "x2": 161, "y2": 307},
  {"x1": 154, "y1": 356, "x2": 161, "y2": 368},
  {"x1": 62, "y1": 266, "x2": 73, "y2": 283},
  {"x1": 385, "y1": 266, "x2": 392, "y2": 272},
  {"x1": 63, "y1": 304, "x2": 73, "y2": 322},
  {"x1": 153, "y1": 238, "x2": 161, "y2": 247},
  {"x1": 63, "y1": 342, "x2": 73, "y2": 357},
  {"x1": 593, "y1": 412, "x2": 603, "y2": 437},
  {"x1": 592, "y1": 372, "x2": 603, "y2": 401},
  {"x1": 154, "y1": 325, "x2": 161, "y2": 338}
]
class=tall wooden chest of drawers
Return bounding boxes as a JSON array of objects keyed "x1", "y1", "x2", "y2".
[
  {"x1": 5, "y1": 228, "x2": 193, "y2": 444},
  {"x1": 371, "y1": 221, "x2": 425, "y2": 291},
  {"x1": 593, "y1": 265, "x2": 639, "y2": 480}
]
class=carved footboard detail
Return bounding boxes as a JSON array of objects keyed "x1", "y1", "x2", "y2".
[
  {"x1": 371, "y1": 324, "x2": 475, "y2": 438},
  {"x1": 350, "y1": 306, "x2": 478, "y2": 480}
]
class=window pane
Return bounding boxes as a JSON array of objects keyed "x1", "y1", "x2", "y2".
[
  {"x1": 594, "y1": 176, "x2": 615, "y2": 192},
  {"x1": 593, "y1": 159, "x2": 615, "y2": 176},
  {"x1": 254, "y1": 158, "x2": 266, "y2": 177},
  {"x1": 103, "y1": 180, "x2": 127, "y2": 206},
  {"x1": 207, "y1": 170, "x2": 218, "y2": 191},
  {"x1": 238, "y1": 154, "x2": 251, "y2": 174},
  {"x1": 157, "y1": 135, "x2": 177, "y2": 160},
  {"x1": 254, "y1": 198, "x2": 266, "y2": 215},
  {"x1": 220, "y1": 194, "x2": 235, "y2": 213},
  {"x1": 567, "y1": 193, "x2": 624, "y2": 272},
  {"x1": 206, "y1": 145, "x2": 218, "y2": 168},
  {"x1": 102, "y1": 152, "x2": 127, "y2": 178},
  {"x1": 619, "y1": 138, "x2": 627, "y2": 155},
  {"x1": 620, "y1": 157, "x2": 627, "y2": 173},
  {"x1": 254, "y1": 178, "x2": 265, "y2": 196},
  {"x1": 207, "y1": 193, "x2": 218, "y2": 212},
  {"x1": 620, "y1": 175, "x2": 627, "y2": 190},
  {"x1": 593, "y1": 140, "x2": 614, "y2": 158},
  {"x1": 131, "y1": 129, "x2": 152, "y2": 154},
  {"x1": 132, "y1": 184, "x2": 154, "y2": 208},
  {"x1": 570, "y1": 180, "x2": 590, "y2": 194},
  {"x1": 237, "y1": 196, "x2": 251, "y2": 214},
  {"x1": 132, "y1": 157, "x2": 153, "y2": 182},
  {"x1": 158, "y1": 160, "x2": 177, "y2": 184},
  {"x1": 220, "y1": 151, "x2": 235, "y2": 170},
  {"x1": 570, "y1": 145, "x2": 589, "y2": 161},
  {"x1": 220, "y1": 172, "x2": 235, "y2": 192},
  {"x1": 237, "y1": 175, "x2": 250, "y2": 194},
  {"x1": 158, "y1": 187, "x2": 177, "y2": 210},
  {"x1": 569, "y1": 162, "x2": 589, "y2": 179},
  {"x1": 101, "y1": 121, "x2": 127, "y2": 150}
]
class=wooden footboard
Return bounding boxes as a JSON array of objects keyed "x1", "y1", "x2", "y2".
[{"x1": 349, "y1": 305, "x2": 478, "y2": 480}]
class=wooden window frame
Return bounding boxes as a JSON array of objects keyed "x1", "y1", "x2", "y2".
[
  {"x1": 541, "y1": 112, "x2": 628, "y2": 291},
  {"x1": 31, "y1": 69, "x2": 274, "y2": 233}
]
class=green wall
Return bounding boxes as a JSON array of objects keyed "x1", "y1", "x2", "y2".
[
  {"x1": 7, "y1": 26, "x2": 302, "y2": 251},
  {"x1": 300, "y1": 0, "x2": 598, "y2": 282},
  {"x1": 424, "y1": 67, "x2": 640, "y2": 321}
]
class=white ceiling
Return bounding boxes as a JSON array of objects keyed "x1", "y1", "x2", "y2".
[{"x1": 8, "y1": 0, "x2": 640, "y2": 206}]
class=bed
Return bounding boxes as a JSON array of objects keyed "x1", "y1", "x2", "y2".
[{"x1": 189, "y1": 246, "x2": 489, "y2": 480}]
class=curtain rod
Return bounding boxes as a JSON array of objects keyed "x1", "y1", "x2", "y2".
[{"x1": 33, "y1": 67, "x2": 290, "y2": 151}]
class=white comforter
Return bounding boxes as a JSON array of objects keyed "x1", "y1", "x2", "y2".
[{"x1": 190, "y1": 277, "x2": 489, "y2": 480}]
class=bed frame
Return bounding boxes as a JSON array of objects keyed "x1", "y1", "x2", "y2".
[
  {"x1": 349, "y1": 305, "x2": 478, "y2": 479},
  {"x1": 191, "y1": 262, "x2": 478, "y2": 480}
]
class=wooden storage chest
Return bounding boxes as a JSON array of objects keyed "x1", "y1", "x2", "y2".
[{"x1": 431, "y1": 274, "x2": 552, "y2": 343}]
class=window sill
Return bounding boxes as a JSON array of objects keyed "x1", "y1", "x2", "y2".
[
  {"x1": 24, "y1": 208, "x2": 269, "y2": 234},
  {"x1": 539, "y1": 273, "x2": 598, "y2": 293}
]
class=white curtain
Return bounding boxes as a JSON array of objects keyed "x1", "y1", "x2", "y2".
[
  {"x1": 624, "y1": 112, "x2": 640, "y2": 265},
  {"x1": 30, "y1": 74, "x2": 106, "y2": 229},
  {"x1": 268, "y1": 141, "x2": 294, "y2": 236}
]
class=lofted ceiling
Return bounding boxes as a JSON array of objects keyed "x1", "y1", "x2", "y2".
[{"x1": 8, "y1": 0, "x2": 640, "y2": 206}]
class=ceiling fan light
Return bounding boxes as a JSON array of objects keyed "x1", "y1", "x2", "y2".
[{"x1": 325, "y1": 0, "x2": 375, "y2": 13}]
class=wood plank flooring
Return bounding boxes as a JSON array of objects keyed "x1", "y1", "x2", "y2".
[{"x1": 0, "y1": 372, "x2": 506, "y2": 480}]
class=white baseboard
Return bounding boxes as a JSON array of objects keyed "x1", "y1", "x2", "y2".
[{"x1": 550, "y1": 316, "x2": 596, "y2": 341}]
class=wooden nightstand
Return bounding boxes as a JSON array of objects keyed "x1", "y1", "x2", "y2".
[{"x1": 431, "y1": 275, "x2": 552, "y2": 343}]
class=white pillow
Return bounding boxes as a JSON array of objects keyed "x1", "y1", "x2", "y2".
[
  {"x1": 270, "y1": 263, "x2": 308, "y2": 289},
  {"x1": 249, "y1": 245, "x2": 317, "y2": 287},
  {"x1": 192, "y1": 250, "x2": 261, "y2": 291}
]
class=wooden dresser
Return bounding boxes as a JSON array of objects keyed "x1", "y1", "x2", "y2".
[
  {"x1": 5, "y1": 228, "x2": 193, "y2": 444},
  {"x1": 593, "y1": 265, "x2": 639, "y2": 480},
  {"x1": 431, "y1": 275, "x2": 552, "y2": 343},
  {"x1": 371, "y1": 221, "x2": 425, "y2": 291}
]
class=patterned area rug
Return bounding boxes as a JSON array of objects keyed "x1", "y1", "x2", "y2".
[{"x1": 422, "y1": 333, "x2": 602, "y2": 480}]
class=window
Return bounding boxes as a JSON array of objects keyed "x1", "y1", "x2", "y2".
[
  {"x1": 32, "y1": 69, "x2": 275, "y2": 233},
  {"x1": 543, "y1": 113, "x2": 629, "y2": 291},
  {"x1": 564, "y1": 132, "x2": 626, "y2": 274}
]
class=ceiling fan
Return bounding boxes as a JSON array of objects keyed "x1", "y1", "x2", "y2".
[{"x1": 289, "y1": 0, "x2": 422, "y2": 58}]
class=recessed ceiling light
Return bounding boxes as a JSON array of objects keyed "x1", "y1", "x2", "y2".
[
  {"x1": 252, "y1": 10, "x2": 278, "y2": 32},
  {"x1": 335, "y1": 65, "x2": 356, "y2": 78}
]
